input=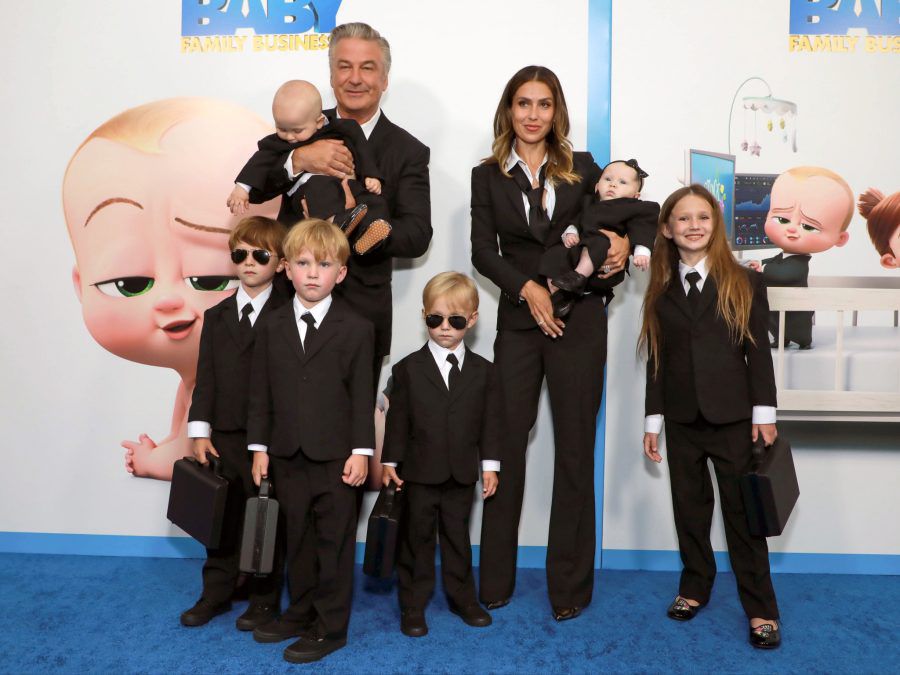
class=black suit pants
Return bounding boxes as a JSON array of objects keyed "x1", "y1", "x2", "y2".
[
  {"x1": 270, "y1": 452, "x2": 358, "y2": 639},
  {"x1": 397, "y1": 479, "x2": 478, "y2": 610},
  {"x1": 665, "y1": 416, "x2": 779, "y2": 619},
  {"x1": 479, "y1": 292, "x2": 607, "y2": 608},
  {"x1": 201, "y1": 430, "x2": 281, "y2": 606}
]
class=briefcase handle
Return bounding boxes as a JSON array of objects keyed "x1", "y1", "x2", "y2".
[
  {"x1": 751, "y1": 437, "x2": 767, "y2": 457},
  {"x1": 258, "y1": 477, "x2": 272, "y2": 499},
  {"x1": 382, "y1": 480, "x2": 399, "y2": 509},
  {"x1": 186, "y1": 454, "x2": 224, "y2": 476}
]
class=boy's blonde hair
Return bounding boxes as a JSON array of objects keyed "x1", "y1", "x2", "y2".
[
  {"x1": 283, "y1": 218, "x2": 350, "y2": 264},
  {"x1": 422, "y1": 272, "x2": 479, "y2": 314},
  {"x1": 228, "y1": 216, "x2": 287, "y2": 257}
]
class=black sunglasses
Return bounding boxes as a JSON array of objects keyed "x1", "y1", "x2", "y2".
[
  {"x1": 231, "y1": 248, "x2": 273, "y2": 265},
  {"x1": 424, "y1": 313, "x2": 468, "y2": 330}
]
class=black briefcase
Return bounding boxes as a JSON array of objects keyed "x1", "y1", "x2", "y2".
[
  {"x1": 363, "y1": 481, "x2": 404, "y2": 578},
  {"x1": 167, "y1": 456, "x2": 229, "y2": 548},
  {"x1": 239, "y1": 478, "x2": 280, "y2": 576},
  {"x1": 740, "y1": 436, "x2": 800, "y2": 537}
]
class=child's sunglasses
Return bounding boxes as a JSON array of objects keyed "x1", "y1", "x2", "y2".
[
  {"x1": 424, "y1": 313, "x2": 468, "y2": 330},
  {"x1": 231, "y1": 249, "x2": 272, "y2": 265}
]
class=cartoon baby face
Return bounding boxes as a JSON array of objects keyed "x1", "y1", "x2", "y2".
[
  {"x1": 64, "y1": 100, "x2": 277, "y2": 375},
  {"x1": 764, "y1": 172, "x2": 851, "y2": 255}
]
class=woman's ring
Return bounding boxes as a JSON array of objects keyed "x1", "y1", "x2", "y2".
[
  {"x1": 537, "y1": 320, "x2": 545, "y2": 326},
  {"x1": 601, "y1": 265, "x2": 611, "y2": 273}
]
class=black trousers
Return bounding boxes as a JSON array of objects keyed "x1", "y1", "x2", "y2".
[
  {"x1": 201, "y1": 430, "x2": 281, "y2": 606},
  {"x1": 270, "y1": 452, "x2": 358, "y2": 639},
  {"x1": 479, "y1": 292, "x2": 607, "y2": 609},
  {"x1": 665, "y1": 416, "x2": 779, "y2": 619},
  {"x1": 397, "y1": 479, "x2": 478, "y2": 610},
  {"x1": 769, "y1": 310, "x2": 813, "y2": 347}
]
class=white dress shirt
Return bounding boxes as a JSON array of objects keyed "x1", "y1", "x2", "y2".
[
  {"x1": 383, "y1": 339, "x2": 501, "y2": 473},
  {"x1": 644, "y1": 256, "x2": 776, "y2": 434},
  {"x1": 248, "y1": 294, "x2": 373, "y2": 457},
  {"x1": 187, "y1": 283, "x2": 273, "y2": 439},
  {"x1": 505, "y1": 143, "x2": 556, "y2": 220}
]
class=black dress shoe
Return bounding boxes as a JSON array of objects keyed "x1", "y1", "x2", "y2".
[
  {"x1": 552, "y1": 606, "x2": 582, "y2": 622},
  {"x1": 180, "y1": 598, "x2": 231, "y2": 627},
  {"x1": 353, "y1": 219, "x2": 392, "y2": 255},
  {"x1": 667, "y1": 596, "x2": 701, "y2": 621},
  {"x1": 283, "y1": 634, "x2": 347, "y2": 663},
  {"x1": 252, "y1": 615, "x2": 312, "y2": 643},
  {"x1": 484, "y1": 598, "x2": 509, "y2": 610},
  {"x1": 449, "y1": 602, "x2": 492, "y2": 627},
  {"x1": 400, "y1": 608, "x2": 428, "y2": 637},
  {"x1": 749, "y1": 623, "x2": 781, "y2": 649},
  {"x1": 235, "y1": 603, "x2": 279, "y2": 631},
  {"x1": 551, "y1": 290, "x2": 576, "y2": 319},
  {"x1": 553, "y1": 270, "x2": 588, "y2": 295},
  {"x1": 337, "y1": 203, "x2": 368, "y2": 238}
]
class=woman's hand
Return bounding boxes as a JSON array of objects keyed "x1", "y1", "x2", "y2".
[
  {"x1": 597, "y1": 230, "x2": 630, "y2": 278},
  {"x1": 520, "y1": 280, "x2": 564, "y2": 338}
]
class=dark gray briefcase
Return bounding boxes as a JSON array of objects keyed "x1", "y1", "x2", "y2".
[
  {"x1": 167, "y1": 456, "x2": 229, "y2": 548},
  {"x1": 363, "y1": 481, "x2": 404, "y2": 578},
  {"x1": 740, "y1": 436, "x2": 800, "y2": 537},
  {"x1": 239, "y1": 478, "x2": 279, "y2": 575}
]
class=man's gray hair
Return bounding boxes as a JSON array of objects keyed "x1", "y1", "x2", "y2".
[{"x1": 328, "y1": 22, "x2": 392, "y2": 74}]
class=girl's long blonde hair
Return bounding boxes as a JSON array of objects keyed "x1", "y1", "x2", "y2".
[
  {"x1": 483, "y1": 65, "x2": 579, "y2": 187},
  {"x1": 639, "y1": 185, "x2": 755, "y2": 373}
]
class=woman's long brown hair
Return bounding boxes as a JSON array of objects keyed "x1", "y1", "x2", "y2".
[
  {"x1": 483, "y1": 65, "x2": 579, "y2": 186},
  {"x1": 639, "y1": 184, "x2": 755, "y2": 374}
]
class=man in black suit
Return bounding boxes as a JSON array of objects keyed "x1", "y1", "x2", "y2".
[
  {"x1": 246, "y1": 219, "x2": 375, "y2": 664},
  {"x1": 381, "y1": 272, "x2": 501, "y2": 637},
  {"x1": 182, "y1": 216, "x2": 288, "y2": 630}
]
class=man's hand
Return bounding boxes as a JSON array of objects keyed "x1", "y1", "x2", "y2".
[
  {"x1": 227, "y1": 185, "x2": 250, "y2": 215},
  {"x1": 482, "y1": 471, "x2": 498, "y2": 498},
  {"x1": 191, "y1": 438, "x2": 219, "y2": 465},
  {"x1": 342, "y1": 454, "x2": 368, "y2": 487},
  {"x1": 643, "y1": 432, "x2": 662, "y2": 463},
  {"x1": 597, "y1": 230, "x2": 630, "y2": 278},
  {"x1": 752, "y1": 423, "x2": 778, "y2": 446},
  {"x1": 251, "y1": 452, "x2": 269, "y2": 487},
  {"x1": 563, "y1": 232, "x2": 580, "y2": 248},
  {"x1": 291, "y1": 139, "x2": 355, "y2": 179},
  {"x1": 382, "y1": 465, "x2": 403, "y2": 489}
]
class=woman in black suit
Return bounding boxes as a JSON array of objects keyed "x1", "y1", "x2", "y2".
[{"x1": 470, "y1": 65, "x2": 629, "y2": 620}]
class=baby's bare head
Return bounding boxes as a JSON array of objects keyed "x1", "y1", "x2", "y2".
[{"x1": 272, "y1": 80, "x2": 325, "y2": 143}]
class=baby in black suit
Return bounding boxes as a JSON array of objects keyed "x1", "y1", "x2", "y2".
[{"x1": 382, "y1": 272, "x2": 503, "y2": 638}]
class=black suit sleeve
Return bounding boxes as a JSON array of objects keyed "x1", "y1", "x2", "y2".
[
  {"x1": 628, "y1": 201, "x2": 661, "y2": 251},
  {"x1": 350, "y1": 320, "x2": 377, "y2": 450},
  {"x1": 381, "y1": 361, "x2": 409, "y2": 466},
  {"x1": 381, "y1": 141, "x2": 432, "y2": 259},
  {"x1": 745, "y1": 271, "x2": 778, "y2": 408},
  {"x1": 645, "y1": 345, "x2": 665, "y2": 417},
  {"x1": 479, "y1": 363, "x2": 504, "y2": 465},
  {"x1": 188, "y1": 307, "x2": 217, "y2": 424},
  {"x1": 246, "y1": 322, "x2": 273, "y2": 448}
]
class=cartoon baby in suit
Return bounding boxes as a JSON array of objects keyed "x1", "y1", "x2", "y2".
[{"x1": 63, "y1": 98, "x2": 278, "y2": 480}]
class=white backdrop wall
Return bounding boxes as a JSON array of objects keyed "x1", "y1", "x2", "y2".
[
  {"x1": 0, "y1": 1, "x2": 590, "y2": 549},
  {"x1": 602, "y1": 1, "x2": 900, "y2": 567}
]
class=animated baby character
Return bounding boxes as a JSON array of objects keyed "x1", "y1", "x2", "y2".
[
  {"x1": 63, "y1": 98, "x2": 278, "y2": 480},
  {"x1": 858, "y1": 188, "x2": 900, "y2": 270},
  {"x1": 751, "y1": 166, "x2": 853, "y2": 349}
]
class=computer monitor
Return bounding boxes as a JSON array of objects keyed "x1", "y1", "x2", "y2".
[
  {"x1": 733, "y1": 173, "x2": 778, "y2": 250},
  {"x1": 686, "y1": 149, "x2": 735, "y2": 240}
]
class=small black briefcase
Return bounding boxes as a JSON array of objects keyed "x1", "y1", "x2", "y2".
[
  {"x1": 740, "y1": 436, "x2": 800, "y2": 537},
  {"x1": 239, "y1": 478, "x2": 280, "y2": 576},
  {"x1": 363, "y1": 481, "x2": 404, "y2": 578},
  {"x1": 167, "y1": 456, "x2": 229, "y2": 548}
]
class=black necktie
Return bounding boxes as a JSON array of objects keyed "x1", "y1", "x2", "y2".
[
  {"x1": 510, "y1": 164, "x2": 550, "y2": 244},
  {"x1": 685, "y1": 271, "x2": 702, "y2": 313},
  {"x1": 240, "y1": 302, "x2": 254, "y2": 339},
  {"x1": 301, "y1": 312, "x2": 316, "y2": 351},
  {"x1": 446, "y1": 353, "x2": 460, "y2": 391}
]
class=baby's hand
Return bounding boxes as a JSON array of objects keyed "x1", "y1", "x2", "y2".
[
  {"x1": 563, "y1": 232, "x2": 580, "y2": 248},
  {"x1": 227, "y1": 185, "x2": 250, "y2": 215},
  {"x1": 382, "y1": 465, "x2": 403, "y2": 489},
  {"x1": 633, "y1": 254, "x2": 650, "y2": 271},
  {"x1": 747, "y1": 260, "x2": 763, "y2": 272},
  {"x1": 482, "y1": 471, "x2": 498, "y2": 498},
  {"x1": 123, "y1": 433, "x2": 157, "y2": 476},
  {"x1": 365, "y1": 177, "x2": 382, "y2": 194}
]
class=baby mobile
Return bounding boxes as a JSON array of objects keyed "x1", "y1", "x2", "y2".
[{"x1": 728, "y1": 77, "x2": 798, "y2": 157}]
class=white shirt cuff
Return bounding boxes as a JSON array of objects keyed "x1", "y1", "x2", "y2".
[
  {"x1": 285, "y1": 151, "x2": 299, "y2": 179},
  {"x1": 352, "y1": 448, "x2": 374, "y2": 456},
  {"x1": 563, "y1": 225, "x2": 578, "y2": 237},
  {"x1": 644, "y1": 414, "x2": 663, "y2": 434},
  {"x1": 248, "y1": 444, "x2": 267, "y2": 453},
  {"x1": 482, "y1": 460, "x2": 501, "y2": 472},
  {"x1": 752, "y1": 406, "x2": 777, "y2": 425},
  {"x1": 382, "y1": 462, "x2": 397, "y2": 468},
  {"x1": 633, "y1": 245, "x2": 652, "y2": 258},
  {"x1": 187, "y1": 421, "x2": 211, "y2": 439},
  {"x1": 235, "y1": 181, "x2": 251, "y2": 193}
]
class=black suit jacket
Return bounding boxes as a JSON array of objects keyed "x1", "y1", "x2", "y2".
[
  {"x1": 470, "y1": 152, "x2": 604, "y2": 330},
  {"x1": 645, "y1": 270, "x2": 776, "y2": 425},
  {"x1": 382, "y1": 345, "x2": 503, "y2": 485},
  {"x1": 246, "y1": 297, "x2": 375, "y2": 460},
  {"x1": 761, "y1": 252, "x2": 810, "y2": 288},
  {"x1": 188, "y1": 285, "x2": 288, "y2": 432},
  {"x1": 579, "y1": 197, "x2": 659, "y2": 251}
]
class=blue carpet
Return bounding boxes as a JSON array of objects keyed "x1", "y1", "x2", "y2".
[{"x1": 0, "y1": 553, "x2": 897, "y2": 673}]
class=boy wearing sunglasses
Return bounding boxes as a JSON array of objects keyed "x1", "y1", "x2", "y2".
[
  {"x1": 381, "y1": 272, "x2": 503, "y2": 638},
  {"x1": 183, "y1": 215, "x2": 288, "y2": 630}
]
